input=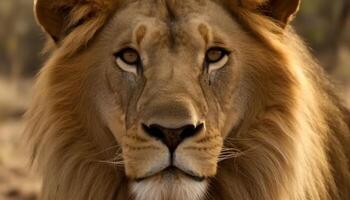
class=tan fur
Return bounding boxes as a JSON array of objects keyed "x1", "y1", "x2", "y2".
[{"x1": 27, "y1": 0, "x2": 350, "y2": 200}]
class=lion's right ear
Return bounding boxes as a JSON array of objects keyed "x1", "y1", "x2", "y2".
[
  {"x1": 222, "y1": 0, "x2": 301, "y2": 28},
  {"x1": 256, "y1": 0, "x2": 301, "y2": 27},
  {"x1": 34, "y1": 0, "x2": 117, "y2": 43}
]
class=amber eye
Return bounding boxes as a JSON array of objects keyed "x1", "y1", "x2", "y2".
[
  {"x1": 117, "y1": 48, "x2": 140, "y2": 65},
  {"x1": 205, "y1": 47, "x2": 230, "y2": 73},
  {"x1": 114, "y1": 48, "x2": 141, "y2": 74}
]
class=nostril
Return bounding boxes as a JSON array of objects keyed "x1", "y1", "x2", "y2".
[
  {"x1": 180, "y1": 123, "x2": 204, "y2": 140},
  {"x1": 141, "y1": 123, "x2": 204, "y2": 153},
  {"x1": 142, "y1": 124, "x2": 165, "y2": 140}
]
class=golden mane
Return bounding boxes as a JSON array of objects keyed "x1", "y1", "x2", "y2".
[
  {"x1": 26, "y1": 0, "x2": 350, "y2": 199},
  {"x1": 208, "y1": 4, "x2": 350, "y2": 199}
]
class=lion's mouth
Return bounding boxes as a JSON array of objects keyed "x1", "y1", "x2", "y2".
[{"x1": 134, "y1": 166, "x2": 206, "y2": 182}]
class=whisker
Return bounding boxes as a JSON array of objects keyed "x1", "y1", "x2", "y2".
[
  {"x1": 91, "y1": 148, "x2": 125, "y2": 167},
  {"x1": 218, "y1": 152, "x2": 246, "y2": 161},
  {"x1": 95, "y1": 160, "x2": 125, "y2": 166},
  {"x1": 225, "y1": 137, "x2": 257, "y2": 142},
  {"x1": 91, "y1": 144, "x2": 122, "y2": 156},
  {"x1": 92, "y1": 153, "x2": 125, "y2": 166},
  {"x1": 218, "y1": 144, "x2": 261, "y2": 162},
  {"x1": 218, "y1": 144, "x2": 260, "y2": 162},
  {"x1": 220, "y1": 148, "x2": 241, "y2": 152}
]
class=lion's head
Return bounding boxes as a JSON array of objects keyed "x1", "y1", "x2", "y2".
[{"x1": 26, "y1": 0, "x2": 350, "y2": 200}]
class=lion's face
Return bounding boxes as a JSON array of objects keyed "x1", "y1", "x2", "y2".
[
  {"x1": 92, "y1": 1, "x2": 248, "y2": 197},
  {"x1": 32, "y1": 0, "x2": 303, "y2": 199}
]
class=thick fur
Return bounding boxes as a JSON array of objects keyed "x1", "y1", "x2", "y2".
[{"x1": 26, "y1": 0, "x2": 350, "y2": 200}]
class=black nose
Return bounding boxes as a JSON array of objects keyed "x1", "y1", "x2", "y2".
[{"x1": 142, "y1": 123, "x2": 204, "y2": 153}]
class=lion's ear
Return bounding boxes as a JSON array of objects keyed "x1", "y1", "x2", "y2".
[
  {"x1": 240, "y1": 0, "x2": 301, "y2": 27},
  {"x1": 34, "y1": 0, "x2": 73, "y2": 42},
  {"x1": 34, "y1": 0, "x2": 115, "y2": 43}
]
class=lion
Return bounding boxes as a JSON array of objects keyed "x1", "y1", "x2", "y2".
[{"x1": 25, "y1": 0, "x2": 350, "y2": 199}]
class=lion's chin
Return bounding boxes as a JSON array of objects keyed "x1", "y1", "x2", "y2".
[
  {"x1": 131, "y1": 167, "x2": 208, "y2": 200},
  {"x1": 135, "y1": 166, "x2": 206, "y2": 182}
]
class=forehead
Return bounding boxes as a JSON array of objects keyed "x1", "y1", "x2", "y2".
[
  {"x1": 115, "y1": 0, "x2": 210, "y2": 24},
  {"x1": 105, "y1": 0, "x2": 240, "y2": 48}
]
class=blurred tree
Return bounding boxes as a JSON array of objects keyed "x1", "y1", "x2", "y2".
[
  {"x1": 295, "y1": 0, "x2": 350, "y2": 72},
  {"x1": 322, "y1": 0, "x2": 350, "y2": 71},
  {"x1": 0, "y1": 0, "x2": 43, "y2": 79}
]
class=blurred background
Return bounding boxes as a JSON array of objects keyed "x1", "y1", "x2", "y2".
[{"x1": 0, "y1": 0, "x2": 349, "y2": 199}]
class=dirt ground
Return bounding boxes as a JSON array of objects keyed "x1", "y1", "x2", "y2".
[{"x1": 0, "y1": 78, "x2": 41, "y2": 200}]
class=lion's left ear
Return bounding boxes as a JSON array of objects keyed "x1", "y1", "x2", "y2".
[{"x1": 240, "y1": 0, "x2": 301, "y2": 27}]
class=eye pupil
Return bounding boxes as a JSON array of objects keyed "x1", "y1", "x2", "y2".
[
  {"x1": 119, "y1": 48, "x2": 139, "y2": 65},
  {"x1": 206, "y1": 48, "x2": 228, "y2": 63},
  {"x1": 207, "y1": 50, "x2": 222, "y2": 62}
]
